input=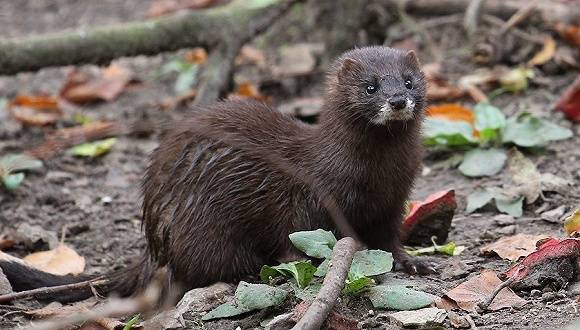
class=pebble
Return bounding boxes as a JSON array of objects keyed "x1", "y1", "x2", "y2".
[
  {"x1": 388, "y1": 308, "x2": 447, "y2": 328},
  {"x1": 542, "y1": 292, "x2": 557, "y2": 302},
  {"x1": 494, "y1": 214, "x2": 515, "y2": 226}
]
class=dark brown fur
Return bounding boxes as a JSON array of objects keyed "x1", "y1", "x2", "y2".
[{"x1": 0, "y1": 46, "x2": 428, "y2": 302}]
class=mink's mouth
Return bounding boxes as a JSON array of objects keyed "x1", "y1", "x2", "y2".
[{"x1": 370, "y1": 98, "x2": 415, "y2": 124}]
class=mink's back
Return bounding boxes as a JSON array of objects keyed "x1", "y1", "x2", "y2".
[{"x1": 141, "y1": 100, "x2": 327, "y2": 287}]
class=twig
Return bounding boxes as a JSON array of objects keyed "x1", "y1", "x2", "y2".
[
  {"x1": 292, "y1": 237, "x2": 357, "y2": 330},
  {"x1": 482, "y1": 15, "x2": 543, "y2": 44},
  {"x1": 0, "y1": 279, "x2": 107, "y2": 304},
  {"x1": 24, "y1": 280, "x2": 161, "y2": 330},
  {"x1": 496, "y1": 0, "x2": 539, "y2": 37},
  {"x1": 477, "y1": 270, "x2": 519, "y2": 311},
  {"x1": 463, "y1": 0, "x2": 487, "y2": 38}
]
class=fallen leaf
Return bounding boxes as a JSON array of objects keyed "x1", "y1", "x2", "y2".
[
  {"x1": 540, "y1": 173, "x2": 573, "y2": 195},
  {"x1": 288, "y1": 229, "x2": 336, "y2": 259},
  {"x1": 502, "y1": 113, "x2": 573, "y2": 146},
  {"x1": 366, "y1": 285, "x2": 435, "y2": 310},
  {"x1": 458, "y1": 148, "x2": 507, "y2": 177},
  {"x1": 555, "y1": 75, "x2": 580, "y2": 122},
  {"x1": 466, "y1": 189, "x2": 494, "y2": 214},
  {"x1": 260, "y1": 261, "x2": 317, "y2": 288},
  {"x1": 473, "y1": 102, "x2": 506, "y2": 141},
  {"x1": 507, "y1": 148, "x2": 541, "y2": 204},
  {"x1": 230, "y1": 82, "x2": 269, "y2": 102},
  {"x1": 60, "y1": 64, "x2": 132, "y2": 104},
  {"x1": 8, "y1": 95, "x2": 63, "y2": 126},
  {"x1": 564, "y1": 209, "x2": 580, "y2": 236},
  {"x1": 528, "y1": 37, "x2": 557, "y2": 66},
  {"x1": 445, "y1": 270, "x2": 526, "y2": 311},
  {"x1": 480, "y1": 234, "x2": 549, "y2": 261},
  {"x1": 202, "y1": 281, "x2": 288, "y2": 320},
  {"x1": 423, "y1": 118, "x2": 478, "y2": 146},
  {"x1": 23, "y1": 243, "x2": 85, "y2": 275},
  {"x1": 499, "y1": 67, "x2": 534, "y2": 93},
  {"x1": 147, "y1": 0, "x2": 217, "y2": 17},
  {"x1": 0, "y1": 153, "x2": 43, "y2": 190},
  {"x1": 501, "y1": 238, "x2": 580, "y2": 290},
  {"x1": 402, "y1": 190, "x2": 457, "y2": 245},
  {"x1": 424, "y1": 64, "x2": 466, "y2": 101},
  {"x1": 348, "y1": 250, "x2": 393, "y2": 279},
  {"x1": 554, "y1": 23, "x2": 580, "y2": 49},
  {"x1": 69, "y1": 138, "x2": 117, "y2": 158},
  {"x1": 184, "y1": 47, "x2": 208, "y2": 65},
  {"x1": 427, "y1": 104, "x2": 474, "y2": 124}
]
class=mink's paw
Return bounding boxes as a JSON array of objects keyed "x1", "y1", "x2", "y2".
[{"x1": 394, "y1": 254, "x2": 437, "y2": 275}]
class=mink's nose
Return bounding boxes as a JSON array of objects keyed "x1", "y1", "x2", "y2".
[{"x1": 389, "y1": 96, "x2": 407, "y2": 111}]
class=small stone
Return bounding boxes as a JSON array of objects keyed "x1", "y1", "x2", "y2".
[
  {"x1": 100, "y1": 196, "x2": 113, "y2": 204},
  {"x1": 388, "y1": 308, "x2": 447, "y2": 328},
  {"x1": 542, "y1": 292, "x2": 557, "y2": 302},
  {"x1": 494, "y1": 214, "x2": 515, "y2": 226},
  {"x1": 0, "y1": 268, "x2": 13, "y2": 295},
  {"x1": 495, "y1": 225, "x2": 517, "y2": 236},
  {"x1": 541, "y1": 205, "x2": 568, "y2": 223},
  {"x1": 448, "y1": 311, "x2": 470, "y2": 328},
  {"x1": 13, "y1": 223, "x2": 58, "y2": 250}
]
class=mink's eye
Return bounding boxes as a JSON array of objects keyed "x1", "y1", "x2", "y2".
[
  {"x1": 366, "y1": 84, "x2": 378, "y2": 95},
  {"x1": 404, "y1": 79, "x2": 413, "y2": 90}
]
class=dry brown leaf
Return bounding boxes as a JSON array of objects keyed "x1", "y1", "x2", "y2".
[
  {"x1": 60, "y1": 64, "x2": 132, "y2": 104},
  {"x1": 528, "y1": 37, "x2": 556, "y2": 66},
  {"x1": 422, "y1": 63, "x2": 466, "y2": 101},
  {"x1": 427, "y1": 103, "x2": 474, "y2": 124},
  {"x1": 9, "y1": 95, "x2": 63, "y2": 126},
  {"x1": 480, "y1": 234, "x2": 548, "y2": 261},
  {"x1": 184, "y1": 47, "x2": 208, "y2": 65},
  {"x1": 147, "y1": 0, "x2": 217, "y2": 17},
  {"x1": 554, "y1": 23, "x2": 580, "y2": 49},
  {"x1": 23, "y1": 243, "x2": 85, "y2": 275},
  {"x1": 230, "y1": 82, "x2": 270, "y2": 102},
  {"x1": 445, "y1": 270, "x2": 526, "y2": 311}
]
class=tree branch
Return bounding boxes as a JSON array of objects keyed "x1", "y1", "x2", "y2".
[
  {"x1": 292, "y1": 237, "x2": 357, "y2": 330},
  {"x1": 0, "y1": 0, "x2": 301, "y2": 75}
]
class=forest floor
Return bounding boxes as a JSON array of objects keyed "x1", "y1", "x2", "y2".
[{"x1": 0, "y1": 1, "x2": 579, "y2": 329}]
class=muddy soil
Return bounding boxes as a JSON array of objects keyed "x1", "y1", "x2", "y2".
[{"x1": 1, "y1": 1, "x2": 579, "y2": 329}]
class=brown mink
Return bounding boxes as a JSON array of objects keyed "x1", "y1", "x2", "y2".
[{"x1": 0, "y1": 46, "x2": 430, "y2": 302}]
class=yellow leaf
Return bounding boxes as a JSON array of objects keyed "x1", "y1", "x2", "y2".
[
  {"x1": 564, "y1": 209, "x2": 580, "y2": 236},
  {"x1": 23, "y1": 244, "x2": 85, "y2": 275},
  {"x1": 528, "y1": 37, "x2": 556, "y2": 66}
]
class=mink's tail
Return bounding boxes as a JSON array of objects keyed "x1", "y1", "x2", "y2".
[{"x1": 0, "y1": 254, "x2": 155, "y2": 303}]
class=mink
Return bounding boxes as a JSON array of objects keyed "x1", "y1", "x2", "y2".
[{"x1": 0, "y1": 46, "x2": 430, "y2": 303}]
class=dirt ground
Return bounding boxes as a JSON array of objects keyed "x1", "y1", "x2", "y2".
[{"x1": 1, "y1": 1, "x2": 579, "y2": 329}]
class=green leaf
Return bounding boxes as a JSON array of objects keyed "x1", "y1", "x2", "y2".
[
  {"x1": 202, "y1": 281, "x2": 288, "y2": 321},
  {"x1": 458, "y1": 148, "x2": 507, "y2": 177},
  {"x1": 3, "y1": 173, "x2": 25, "y2": 190},
  {"x1": 366, "y1": 285, "x2": 435, "y2": 310},
  {"x1": 502, "y1": 114, "x2": 573, "y2": 147},
  {"x1": 290, "y1": 281, "x2": 321, "y2": 301},
  {"x1": 407, "y1": 240, "x2": 465, "y2": 257},
  {"x1": 174, "y1": 67, "x2": 198, "y2": 94},
  {"x1": 314, "y1": 259, "x2": 329, "y2": 277},
  {"x1": 122, "y1": 314, "x2": 140, "y2": 330},
  {"x1": 289, "y1": 229, "x2": 337, "y2": 259},
  {"x1": 343, "y1": 276, "x2": 375, "y2": 295},
  {"x1": 474, "y1": 102, "x2": 506, "y2": 142},
  {"x1": 348, "y1": 250, "x2": 393, "y2": 280},
  {"x1": 423, "y1": 118, "x2": 478, "y2": 146},
  {"x1": 69, "y1": 138, "x2": 117, "y2": 158},
  {"x1": 259, "y1": 261, "x2": 316, "y2": 288},
  {"x1": 495, "y1": 194, "x2": 524, "y2": 217},
  {"x1": 466, "y1": 189, "x2": 494, "y2": 213},
  {"x1": 0, "y1": 154, "x2": 43, "y2": 174}
]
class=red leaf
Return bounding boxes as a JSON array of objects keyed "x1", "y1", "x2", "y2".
[
  {"x1": 555, "y1": 74, "x2": 580, "y2": 122},
  {"x1": 60, "y1": 64, "x2": 132, "y2": 104},
  {"x1": 9, "y1": 95, "x2": 63, "y2": 126},
  {"x1": 402, "y1": 190, "x2": 457, "y2": 245}
]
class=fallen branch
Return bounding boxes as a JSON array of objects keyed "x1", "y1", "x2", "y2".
[
  {"x1": 0, "y1": 0, "x2": 301, "y2": 76},
  {"x1": 0, "y1": 279, "x2": 107, "y2": 304},
  {"x1": 292, "y1": 237, "x2": 357, "y2": 330}
]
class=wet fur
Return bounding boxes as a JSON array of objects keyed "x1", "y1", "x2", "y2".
[{"x1": 0, "y1": 46, "x2": 427, "y2": 301}]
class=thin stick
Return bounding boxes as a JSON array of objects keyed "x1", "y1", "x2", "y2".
[
  {"x1": 497, "y1": 0, "x2": 539, "y2": 37},
  {"x1": 292, "y1": 237, "x2": 357, "y2": 330},
  {"x1": 0, "y1": 279, "x2": 107, "y2": 304},
  {"x1": 463, "y1": 0, "x2": 487, "y2": 38},
  {"x1": 477, "y1": 269, "x2": 519, "y2": 310}
]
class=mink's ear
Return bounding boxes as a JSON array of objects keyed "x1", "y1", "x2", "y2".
[
  {"x1": 338, "y1": 58, "x2": 363, "y2": 83},
  {"x1": 405, "y1": 50, "x2": 421, "y2": 69}
]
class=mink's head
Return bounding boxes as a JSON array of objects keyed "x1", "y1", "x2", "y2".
[{"x1": 327, "y1": 46, "x2": 426, "y2": 125}]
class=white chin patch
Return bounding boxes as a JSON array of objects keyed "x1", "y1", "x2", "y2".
[{"x1": 371, "y1": 98, "x2": 415, "y2": 124}]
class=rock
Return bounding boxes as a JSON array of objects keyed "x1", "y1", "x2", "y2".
[
  {"x1": 494, "y1": 214, "x2": 515, "y2": 226},
  {"x1": 13, "y1": 223, "x2": 58, "y2": 250},
  {"x1": 567, "y1": 282, "x2": 580, "y2": 296},
  {"x1": 0, "y1": 267, "x2": 13, "y2": 295},
  {"x1": 541, "y1": 292, "x2": 557, "y2": 302},
  {"x1": 495, "y1": 225, "x2": 517, "y2": 236},
  {"x1": 387, "y1": 307, "x2": 447, "y2": 328},
  {"x1": 540, "y1": 173, "x2": 573, "y2": 195},
  {"x1": 541, "y1": 205, "x2": 568, "y2": 223},
  {"x1": 448, "y1": 311, "x2": 470, "y2": 329},
  {"x1": 144, "y1": 283, "x2": 233, "y2": 329}
]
